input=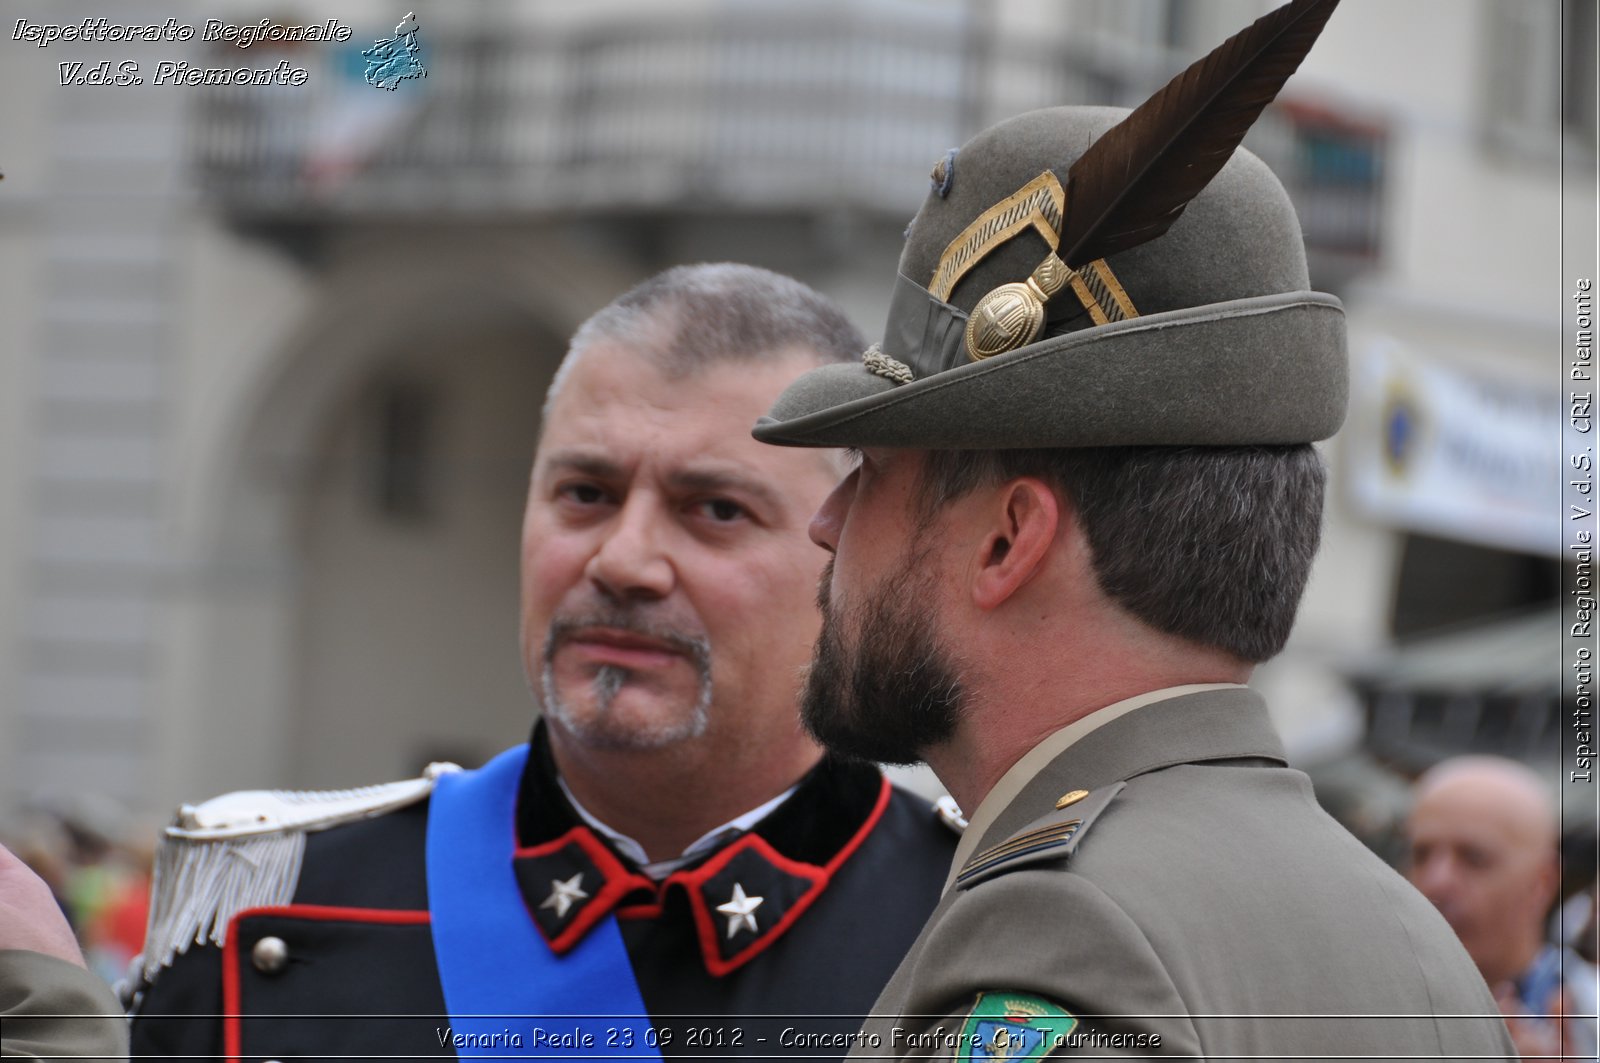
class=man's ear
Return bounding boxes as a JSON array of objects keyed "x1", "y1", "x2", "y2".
[
  {"x1": 971, "y1": 478, "x2": 1061, "y2": 611},
  {"x1": 1537, "y1": 851, "x2": 1562, "y2": 913}
]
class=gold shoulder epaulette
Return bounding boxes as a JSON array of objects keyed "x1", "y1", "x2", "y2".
[
  {"x1": 139, "y1": 763, "x2": 459, "y2": 983},
  {"x1": 953, "y1": 781, "x2": 1125, "y2": 891}
]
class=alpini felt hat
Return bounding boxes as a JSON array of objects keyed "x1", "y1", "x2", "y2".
[{"x1": 754, "y1": 0, "x2": 1346, "y2": 450}]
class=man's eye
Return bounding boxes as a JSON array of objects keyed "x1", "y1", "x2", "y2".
[
  {"x1": 560, "y1": 483, "x2": 607, "y2": 505},
  {"x1": 699, "y1": 499, "x2": 746, "y2": 522}
]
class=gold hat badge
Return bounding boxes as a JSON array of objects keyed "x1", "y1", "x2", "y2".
[
  {"x1": 931, "y1": 171, "x2": 1137, "y2": 362},
  {"x1": 928, "y1": 0, "x2": 1340, "y2": 363}
]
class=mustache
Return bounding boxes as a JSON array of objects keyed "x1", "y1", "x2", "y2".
[
  {"x1": 816, "y1": 557, "x2": 834, "y2": 612},
  {"x1": 544, "y1": 607, "x2": 712, "y2": 673}
]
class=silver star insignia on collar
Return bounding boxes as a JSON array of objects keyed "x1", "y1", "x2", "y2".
[
  {"x1": 716, "y1": 882, "x2": 763, "y2": 939},
  {"x1": 540, "y1": 872, "x2": 588, "y2": 920}
]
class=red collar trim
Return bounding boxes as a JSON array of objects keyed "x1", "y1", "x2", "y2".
[
  {"x1": 513, "y1": 826, "x2": 656, "y2": 954},
  {"x1": 669, "y1": 775, "x2": 891, "y2": 976},
  {"x1": 672, "y1": 830, "x2": 826, "y2": 977},
  {"x1": 511, "y1": 777, "x2": 893, "y2": 976}
]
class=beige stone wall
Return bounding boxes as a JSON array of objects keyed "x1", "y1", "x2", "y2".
[{"x1": 289, "y1": 329, "x2": 554, "y2": 787}]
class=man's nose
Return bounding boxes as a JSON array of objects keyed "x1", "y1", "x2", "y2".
[
  {"x1": 1410, "y1": 852, "x2": 1457, "y2": 901},
  {"x1": 586, "y1": 494, "x2": 674, "y2": 600},
  {"x1": 809, "y1": 470, "x2": 857, "y2": 553}
]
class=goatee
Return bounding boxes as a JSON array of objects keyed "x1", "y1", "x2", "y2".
[{"x1": 539, "y1": 608, "x2": 712, "y2": 751}]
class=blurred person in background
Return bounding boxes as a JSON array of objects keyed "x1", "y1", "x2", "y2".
[
  {"x1": 1407, "y1": 755, "x2": 1599, "y2": 1060},
  {"x1": 42, "y1": 804, "x2": 155, "y2": 985},
  {"x1": 6, "y1": 805, "x2": 154, "y2": 986},
  {"x1": 1, "y1": 816, "x2": 76, "y2": 937},
  {"x1": 78, "y1": 839, "x2": 152, "y2": 985},
  {"x1": 128, "y1": 263, "x2": 957, "y2": 1060},
  {"x1": 1577, "y1": 891, "x2": 1599, "y2": 967},
  {"x1": 0, "y1": 842, "x2": 127, "y2": 1061}
]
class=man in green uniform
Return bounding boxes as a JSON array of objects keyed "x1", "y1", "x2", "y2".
[
  {"x1": 753, "y1": 0, "x2": 1517, "y2": 1057},
  {"x1": 1, "y1": 843, "x2": 126, "y2": 1061}
]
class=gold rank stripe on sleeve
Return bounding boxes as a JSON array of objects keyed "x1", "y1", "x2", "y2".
[
  {"x1": 965, "y1": 820, "x2": 1082, "y2": 865},
  {"x1": 954, "y1": 820, "x2": 1081, "y2": 887}
]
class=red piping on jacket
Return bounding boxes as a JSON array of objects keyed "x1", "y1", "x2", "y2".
[
  {"x1": 221, "y1": 904, "x2": 429, "y2": 1062},
  {"x1": 513, "y1": 827, "x2": 656, "y2": 953},
  {"x1": 676, "y1": 775, "x2": 892, "y2": 976}
]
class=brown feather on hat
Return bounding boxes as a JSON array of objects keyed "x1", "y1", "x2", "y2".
[{"x1": 754, "y1": 0, "x2": 1347, "y2": 451}]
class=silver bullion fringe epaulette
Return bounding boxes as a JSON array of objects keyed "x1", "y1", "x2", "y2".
[
  {"x1": 138, "y1": 761, "x2": 460, "y2": 983},
  {"x1": 935, "y1": 794, "x2": 968, "y2": 834}
]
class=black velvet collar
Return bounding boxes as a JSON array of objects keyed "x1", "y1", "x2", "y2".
[
  {"x1": 515, "y1": 720, "x2": 885, "y2": 870},
  {"x1": 510, "y1": 722, "x2": 894, "y2": 973}
]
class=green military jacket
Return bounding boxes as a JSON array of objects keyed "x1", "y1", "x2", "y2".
[
  {"x1": 855, "y1": 687, "x2": 1516, "y2": 1061},
  {"x1": 1, "y1": 950, "x2": 127, "y2": 1062}
]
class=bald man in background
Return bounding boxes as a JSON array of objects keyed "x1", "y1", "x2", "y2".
[{"x1": 1407, "y1": 756, "x2": 1598, "y2": 1060}]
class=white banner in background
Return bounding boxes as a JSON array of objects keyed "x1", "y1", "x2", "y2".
[{"x1": 1349, "y1": 339, "x2": 1563, "y2": 557}]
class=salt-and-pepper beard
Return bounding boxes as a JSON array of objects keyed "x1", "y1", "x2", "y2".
[
  {"x1": 801, "y1": 555, "x2": 966, "y2": 766},
  {"x1": 539, "y1": 613, "x2": 713, "y2": 751}
]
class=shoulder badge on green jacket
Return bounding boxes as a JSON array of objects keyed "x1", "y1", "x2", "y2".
[
  {"x1": 958, "y1": 991, "x2": 1078, "y2": 1062},
  {"x1": 954, "y1": 781, "x2": 1124, "y2": 891},
  {"x1": 138, "y1": 762, "x2": 459, "y2": 983}
]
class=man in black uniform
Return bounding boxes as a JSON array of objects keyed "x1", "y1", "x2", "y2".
[{"x1": 129, "y1": 264, "x2": 957, "y2": 1060}]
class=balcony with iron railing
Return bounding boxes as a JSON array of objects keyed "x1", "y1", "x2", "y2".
[{"x1": 187, "y1": 11, "x2": 1387, "y2": 281}]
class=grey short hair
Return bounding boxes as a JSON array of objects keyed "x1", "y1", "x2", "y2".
[
  {"x1": 545, "y1": 263, "x2": 864, "y2": 413},
  {"x1": 915, "y1": 444, "x2": 1326, "y2": 663}
]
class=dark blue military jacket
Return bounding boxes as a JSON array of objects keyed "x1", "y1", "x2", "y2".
[{"x1": 130, "y1": 727, "x2": 955, "y2": 1061}]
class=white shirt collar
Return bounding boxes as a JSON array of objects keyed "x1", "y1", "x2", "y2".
[{"x1": 558, "y1": 777, "x2": 800, "y2": 880}]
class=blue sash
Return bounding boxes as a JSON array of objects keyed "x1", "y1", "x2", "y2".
[{"x1": 426, "y1": 745, "x2": 660, "y2": 1059}]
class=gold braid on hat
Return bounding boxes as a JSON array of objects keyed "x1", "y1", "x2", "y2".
[{"x1": 930, "y1": 0, "x2": 1342, "y2": 363}]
